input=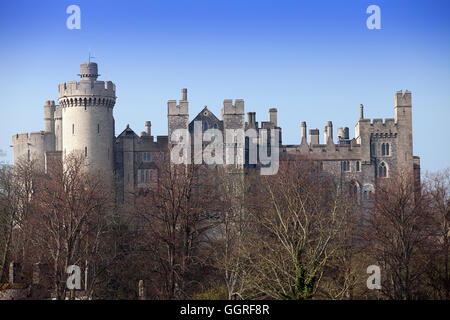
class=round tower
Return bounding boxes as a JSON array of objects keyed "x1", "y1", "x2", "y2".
[{"x1": 58, "y1": 62, "x2": 116, "y2": 174}]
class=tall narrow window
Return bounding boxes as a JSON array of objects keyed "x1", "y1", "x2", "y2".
[
  {"x1": 356, "y1": 161, "x2": 361, "y2": 172},
  {"x1": 342, "y1": 160, "x2": 350, "y2": 172},
  {"x1": 85, "y1": 146, "x2": 88, "y2": 157},
  {"x1": 97, "y1": 123, "x2": 100, "y2": 135},
  {"x1": 27, "y1": 149, "x2": 30, "y2": 161},
  {"x1": 381, "y1": 143, "x2": 386, "y2": 156},
  {"x1": 378, "y1": 162, "x2": 387, "y2": 178},
  {"x1": 72, "y1": 124, "x2": 75, "y2": 134},
  {"x1": 386, "y1": 143, "x2": 390, "y2": 156}
]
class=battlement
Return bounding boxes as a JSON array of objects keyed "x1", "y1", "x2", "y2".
[
  {"x1": 395, "y1": 90, "x2": 411, "y2": 107},
  {"x1": 222, "y1": 99, "x2": 244, "y2": 116},
  {"x1": 167, "y1": 99, "x2": 188, "y2": 115},
  {"x1": 58, "y1": 80, "x2": 116, "y2": 98}
]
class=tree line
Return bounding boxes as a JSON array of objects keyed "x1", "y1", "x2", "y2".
[{"x1": 0, "y1": 153, "x2": 448, "y2": 300}]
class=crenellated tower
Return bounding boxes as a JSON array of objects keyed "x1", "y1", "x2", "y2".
[{"x1": 58, "y1": 62, "x2": 116, "y2": 174}]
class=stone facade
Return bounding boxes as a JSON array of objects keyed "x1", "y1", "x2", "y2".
[{"x1": 12, "y1": 62, "x2": 420, "y2": 203}]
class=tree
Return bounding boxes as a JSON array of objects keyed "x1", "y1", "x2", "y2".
[
  {"x1": 364, "y1": 170, "x2": 431, "y2": 300},
  {"x1": 422, "y1": 169, "x2": 450, "y2": 299},
  {"x1": 133, "y1": 155, "x2": 222, "y2": 299},
  {"x1": 240, "y1": 159, "x2": 356, "y2": 299},
  {"x1": 0, "y1": 158, "x2": 39, "y2": 282},
  {"x1": 30, "y1": 154, "x2": 113, "y2": 299}
]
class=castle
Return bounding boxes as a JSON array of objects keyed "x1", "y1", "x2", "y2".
[{"x1": 12, "y1": 62, "x2": 421, "y2": 202}]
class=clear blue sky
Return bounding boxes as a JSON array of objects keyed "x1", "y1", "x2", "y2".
[{"x1": 0, "y1": 0, "x2": 449, "y2": 172}]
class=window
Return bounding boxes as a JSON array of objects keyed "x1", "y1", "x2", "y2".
[
  {"x1": 381, "y1": 143, "x2": 390, "y2": 156},
  {"x1": 142, "y1": 152, "x2": 151, "y2": 162},
  {"x1": 85, "y1": 146, "x2": 88, "y2": 157},
  {"x1": 97, "y1": 123, "x2": 100, "y2": 135},
  {"x1": 27, "y1": 149, "x2": 30, "y2": 161},
  {"x1": 356, "y1": 161, "x2": 361, "y2": 172},
  {"x1": 342, "y1": 160, "x2": 350, "y2": 172},
  {"x1": 72, "y1": 124, "x2": 75, "y2": 134},
  {"x1": 139, "y1": 169, "x2": 152, "y2": 183},
  {"x1": 378, "y1": 162, "x2": 387, "y2": 178}
]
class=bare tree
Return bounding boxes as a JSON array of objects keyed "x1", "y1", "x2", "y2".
[
  {"x1": 133, "y1": 155, "x2": 221, "y2": 299},
  {"x1": 240, "y1": 159, "x2": 356, "y2": 299},
  {"x1": 422, "y1": 169, "x2": 450, "y2": 299},
  {"x1": 0, "y1": 158, "x2": 39, "y2": 282},
  {"x1": 30, "y1": 154, "x2": 113, "y2": 299},
  {"x1": 364, "y1": 170, "x2": 431, "y2": 300}
]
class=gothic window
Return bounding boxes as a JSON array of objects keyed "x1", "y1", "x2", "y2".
[
  {"x1": 371, "y1": 143, "x2": 376, "y2": 156},
  {"x1": 378, "y1": 162, "x2": 387, "y2": 178},
  {"x1": 342, "y1": 160, "x2": 350, "y2": 172},
  {"x1": 203, "y1": 121, "x2": 208, "y2": 131},
  {"x1": 356, "y1": 161, "x2": 361, "y2": 172},
  {"x1": 386, "y1": 143, "x2": 390, "y2": 156}
]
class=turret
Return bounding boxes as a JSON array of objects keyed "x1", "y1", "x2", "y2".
[
  {"x1": 43, "y1": 100, "x2": 55, "y2": 133},
  {"x1": 168, "y1": 88, "x2": 189, "y2": 140},
  {"x1": 58, "y1": 62, "x2": 116, "y2": 175},
  {"x1": 394, "y1": 90, "x2": 413, "y2": 170}
]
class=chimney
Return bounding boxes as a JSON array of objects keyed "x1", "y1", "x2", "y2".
[
  {"x1": 301, "y1": 121, "x2": 307, "y2": 143},
  {"x1": 360, "y1": 104, "x2": 364, "y2": 119},
  {"x1": 343, "y1": 127, "x2": 349, "y2": 140},
  {"x1": 309, "y1": 129, "x2": 319, "y2": 145},
  {"x1": 337, "y1": 127, "x2": 344, "y2": 141},
  {"x1": 181, "y1": 88, "x2": 188, "y2": 101},
  {"x1": 145, "y1": 121, "x2": 151, "y2": 136},
  {"x1": 247, "y1": 112, "x2": 256, "y2": 127},
  {"x1": 327, "y1": 121, "x2": 333, "y2": 142},
  {"x1": 269, "y1": 108, "x2": 278, "y2": 127}
]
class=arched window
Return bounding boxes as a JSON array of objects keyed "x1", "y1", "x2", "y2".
[
  {"x1": 378, "y1": 162, "x2": 387, "y2": 178},
  {"x1": 203, "y1": 121, "x2": 208, "y2": 131},
  {"x1": 386, "y1": 143, "x2": 390, "y2": 156},
  {"x1": 381, "y1": 143, "x2": 386, "y2": 156}
]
